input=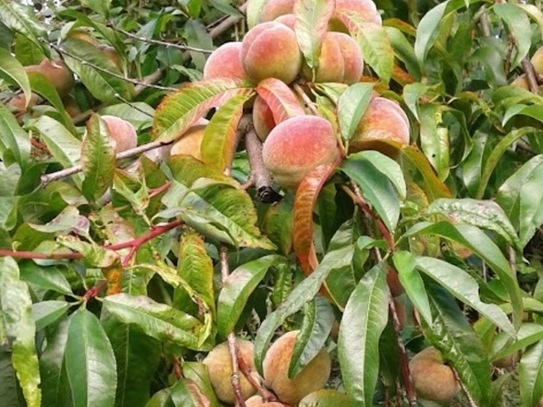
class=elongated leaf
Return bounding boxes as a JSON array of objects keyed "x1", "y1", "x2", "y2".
[
  {"x1": 491, "y1": 323, "x2": 543, "y2": 362},
  {"x1": 254, "y1": 246, "x2": 354, "y2": 373},
  {"x1": 0, "y1": 257, "x2": 40, "y2": 407},
  {"x1": 217, "y1": 255, "x2": 285, "y2": 339},
  {"x1": 174, "y1": 231, "x2": 216, "y2": 319},
  {"x1": 19, "y1": 263, "x2": 73, "y2": 296},
  {"x1": 256, "y1": 78, "x2": 305, "y2": 123},
  {"x1": 288, "y1": 297, "x2": 334, "y2": 378},
  {"x1": 183, "y1": 362, "x2": 222, "y2": 407},
  {"x1": 31, "y1": 301, "x2": 71, "y2": 331},
  {"x1": 426, "y1": 198, "x2": 520, "y2": 250},
  {"x1": 519, "y1": 340, "x2": 543, "y2": 407},
  {"x1": 153, "y1": 79, "x2": 252, "y2": 142},
  {"x1": 338, "y1": 83, "x2": 374, "y2": 142},
  {"x1": 419, "y1": 104, "x2": 449, "y2": 181},
  {"x1": 102, "y1": 294, "x2": 203, "y2": 350},
  {"x1": 262, "y1": 192, "x2": 294, "y2": 256},
  {"x1": 101, "y1": 313, "x2": 161, "y2": 407},
  {"x1": 247, "y1": 0, "x2": 268, "y2": 28},
  {"x1": 62, "y1": 38, "x2": 134, "y2": 104},
  {"x1": 338, "y1": 262, "x2": 388, "y2": 406},
  {"x1": 294, "y1": 0, "x2": 335, "y2": 71},
  {"x1": 493, "y1": 3, "x2": 531, "y2": 69},
  {"x1": 0, "y1": 47, "x2": 31, "y2": 107},
  {"x1": 402, "y1": 83, "x2": 431, "y2": 121},
  {"x1": 406, "y1": 221, "x2": 523, "y2": 328},
  {"x1": 81, "y1": 114, "x2": 116, "y2": 202},
  {"x1": 0, "y1": 347, "x2": 25, "y2": 407},
  {"x1": 40, "y1": 318, "x2": 70, "y2": 407},
  {"x1": 0, "y1": 0, "x2": 48, "y2": 55},
  {"x1": 293, "y1": 164, "x2": 339, "y2": 277},
  {"x1": 416, "y1": 256, "x2": 514, "y2": 336},
  {"x1": 0, "y1": 104, "x2": 30, "y2": 169},
  {"x1": 341, "y1": 152, "x2": 404, "y2": 231},
  {"x1": 496, "y1": 155, "x2": 543, "y2": 248},
  {"x1": 424, "y1": 283, "x2": 492, "y2": 406},
  {"x1": 201, "y1": 93, "x2": 252, "y2": 172},
  {"x1": 298, "y1": 389, "x2": 357, "y2": 407}
]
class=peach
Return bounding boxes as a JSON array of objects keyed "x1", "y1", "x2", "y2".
[
  {"x1": 245, "y1": 395, "x2": 285, "y2": 407},
  {"x1": 531, "y1": 46, "x2": 543, "y2": 74},
  {"x1": 100, "y1": 115, "x2": 137, "y2": 153},
  {"x1": 203, "y1": 42, "x2": 248, "y2": 81},
  {"x1": 97, "y1": 45, "x2": 122, "y2": 70},
  {"x1": 274, "y1": 14, "x2": 296, "y2": 30},
  {"x1": 7, "y1": 93, "x2": 39, "y2": 113},
  {"x1": 25, "y1": 59, "x2": 75, "y2": 97},
  {"x1": 261, "y1": 0, "x2": 294, "y2": 22},
  {"x1": 409, "y1": 347, "x2": 460, "y2": 404},
  {"x1": 263, "y1": 331, "x2": 331, "y2": 405},
  {"x1": 329, "y1": 0, "x2": 382, "y2": 33},
  {"x1": 203, "y1": 339, "x2": 257, "y2": 404},
  {"x1": 170, "y1": 120, "x2": 208, "y2": 160},
  {"x1": 252, "y1": 96, "x2": 276, "y2": 141},
  {"x1": 66, "y1": 29, "x2": 99, "y2": 46},
  {"x1": 262, "y1": 115, "x2": 340, "y2": 189},
  {"x1": 241, "y1": 22, "x2": 302, "y2": 85},
  {"x1": 349, "y1": 96, "x2": 410, "y2": 157},
  {"x1": 62, "y1": 95, "x2": 82, "y2": 118},
  {"x1": 302, "y1": 32, "x2": 363, "y2": 84}
]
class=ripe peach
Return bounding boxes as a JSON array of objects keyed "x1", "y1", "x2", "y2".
[
  {"x1": 203, "y1": 339, "x2": 257, "y2": 404},
  {"x1": 25, "y1": 59, "x2": 75, "y2": 97},
  {"x1": 100, "y1": 115, "x2": 137, "y2": 153},
  {"x1": 62, "y1": 95, "x2": 82, "y2": 118},
  {"x1": 261, "y1": 0, "x2": 294, "y2": 22},
  {"x1": 274, "y1": 14, "x2": 296, "y2": 30},
  {"x1": 97, "y1": 45, "x2": 122, "y2": 70},
  {"x1": 252, "y1": 96, "x2": 276, "y2": 141},
  {"x1": 531, "y1": 46, "x2": 543, "y2": 74},
  {"x1": 203, "y1": 42, "x2": 248, "y2": 81},
  {"x1": 329, "y1": 0, "x2": 382, "y2": 33},
  {"x1": 7, "y1": 93, "x2": 39, "y2": 113},
  {"x1": 349, "y1": 96, "x2": 410, "y2": 157},
  {"x1": 303, "y1": 32, "x2": 363, "y2": 84},
  {"x1": 245, "y1": 395, "x2": 285, "y2": 407},
  {"x1": 66, "y1": 29, "x2": 99, "y2": 46},
  {"x1": 241, "y1": 22, "x2": 302, "y2": 85},
  {"x1": 263, "y1": 331, "x2": 331, "y2": 405},
  {"x1": 170, "y1": 120, "x2": 208, "y2": 160},
  {"x1": 262, "y1": 115, "x2": 340, "y2": 189},
  {"x1": 409, "y1": 347, "x2": 460, "y2": 404}
]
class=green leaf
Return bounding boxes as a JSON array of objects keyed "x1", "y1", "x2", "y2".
[
  {"x1": 102, "y1": 294, "x2": 203, "y2": 350},
  {"x1": 496, "y1": 155, "x2": 543, "y2": 249},
  {"x1": 256, "y1": 78, "x2": 306, "y2": 123},
  {"x1": 182, "y1": 362, "x2": 223, "y2": 407},
  {"x1": 0, "y1": 0, "x2": 48, "y2": 56},
  {"x1": 174, "y1": 231, "x2": 216, "y2": 319},
  {"x1": 0, "y1": 347, "x2": 25, "y2": 407},
  {"x1": 419, "y1": 104, "x2": 449, "y2": 181},
  {"x1": 217, "y1": 255, "x2": 285, "y2": 339},
  {"x1": 40, "y1": 318, "x2": 70, "y2": 406},
  {"x1": 426, "y1": 198, "x2": 520, "y2": 250},
  {"x1": 201, "y1": 93, "x2": 252, "y2": 172},
  {"x1": 288, "y1": 297, "x2": 334, "y2": 378},
  {"x1": 62, "y1": 38, "x2": 134, "y2": 104},
  {"x1": 341, "y1": 151, "x2": 405, "y2": 231},
  {"x1": 153, "y1": 79, "x2": 252, "y2": 142},
  {"x1": 338, "y1": 83, "x2": 374, "y2": 142},
  {"x1": 254, "y1": 246, "x2": 354, "y2": 373},
  {"x1": 416, "y1": 256, "x2": 514, "y2": 336},
  {"x1": 298, "y1": 389, "x2": 357, "y2": 407},
  {"x1": 338, "y1": 262, "x2": 388, "y2": 406},
  {"x1": 519, "y1": 340, "x2": 543, "y2": 407},
  {"x1": 493, "y1": 3, "x2": 531, "y2": 69},
  {"x1": 0, "y1": 104, "x2": 30, "y2": 169},
  {"x1": 246, "y1": 0, "x2": 268, "y2": 28},
  {"x1": 0, "y1": 257, "x2": 41, "y2": 407},
  {"x1": 262, "y1": 192, "x2": 294, "y2": 256},
  {"x1": 19, "y1": 263, "x2": 73, "y2": 295},
  {"x1": 0, "y1": 47, "x2": 31, "y2": 108},
  {"x1": 491, "y1": 323, "x2": 543, "y2": 362},
  {"x1": 402, "y1": 82, "x2": 431, "y2": 121},
  {"x1": 424, "y1": 282, "x2": 492, "y2": 406},
  {"x1": 101, "y1": 313, "x2": 161, "y2": 407},
  {"x1": 81, "y1": 114, "x2": 116, "y2": 202},
  {"x1": 293, "y1": 0, "x2": 335, "y2": 72},
  {"x1": 393, "y1": 251, "x2": 432, "y2": 325},
  {"x1": 31, "y1": 301, "x2": 71, "y2": 331}
]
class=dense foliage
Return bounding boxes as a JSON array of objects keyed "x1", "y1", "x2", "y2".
[{"x1": 1, "y1": 0, "x2": 543, "y2": 406}]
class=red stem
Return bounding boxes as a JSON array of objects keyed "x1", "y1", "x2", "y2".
[{"x1": 82, "y1": 281, "x2": 107, "y2": 301}]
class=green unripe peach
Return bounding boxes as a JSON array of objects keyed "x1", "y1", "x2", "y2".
[
  {"x1": 203, "y1": 42, "x2": 248, "y2": 81},
  {"x1": 203, "y1": 340, "x2": 257, "y2": 404},
  {"x1": 262, "y1": 115, "x2": 340, "y2": 189},
  {"x1": 263, "y1": 331, "x2": 331, "y2": 405},
  {"x1": 349, "y1": 96, "x2": 410, "y2": 157},
  {"x1": 241, "y1": 21, "x2": 302, "y2": 85}
]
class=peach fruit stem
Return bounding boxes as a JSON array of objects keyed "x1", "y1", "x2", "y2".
[{"x1": 237, "y1": 350, "x2": 278, "y2": 403}]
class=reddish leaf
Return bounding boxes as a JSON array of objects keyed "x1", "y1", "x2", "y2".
[
  {"x1": 293, "y1": 162, "x2": 339, "y2": 277},
  {"x1": 256, "y1": 78, "x2": 306, "y2": 125},
  {"x1": 152, "y1": 78, "x2": 253, "y2": 142}
]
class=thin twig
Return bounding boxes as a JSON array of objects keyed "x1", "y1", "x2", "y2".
[
  {"x1": 209, "y1": 3, "x2": 248, "y2": 39},
  {"x1": 109, "y1": 25, "x2": 214, "y2": 54},
  {"x1": 292, "y1": 83, "x2": 320, "y2": 116},
  {"x1": 237, "y1": 351, "x2": 277, "y2": 402},
  {"x1": 521, "y1": 58, "x2": 540, "y2": 93}
]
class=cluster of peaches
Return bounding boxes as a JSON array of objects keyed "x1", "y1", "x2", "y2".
[{"x1": 193, "y1": 0, "x2": 411, "y2": 190}]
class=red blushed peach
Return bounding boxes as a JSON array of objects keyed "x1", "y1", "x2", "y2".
[
  {"x1": 203, "y1": 42, "x2": 247, "y2": 81},
  {"x1": 262, "y1": 115, "x2": 340, "y2": 189},
  {"x1": 274, "y1": 14, "x2": 296, "y2": 30},
  {"x1": 261, "y1": 0, "x2": 294, "y2": 22},
  {"x1": 241, "y1": 21, "x2": 302, "y2": 85},
  {"x1": 101, "y1": 115, "x2": 138, "y2": 153},
  {"x1": 302, "y1": 32, "x2": 363, "y2": 84},
  {"x1": 245, "y1": 395, "x2": 285, "y2": 407},
  {"x1": 253, "y1": 96, "x2": 276, "y2": 141},
  {"x1": 25, "y1": 59, "x2": 75, "y2": 97},
  {"x1": 349, "y1": 96, "x2": 410, "y2": 157},
  {"x1": 329, "y1": 0, "x2": 382, "y2": 33}
]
